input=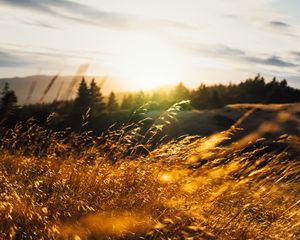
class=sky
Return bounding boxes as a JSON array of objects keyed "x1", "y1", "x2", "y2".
[{"x1": 0, "y1": 0, "x2": 300, "y2": 92}]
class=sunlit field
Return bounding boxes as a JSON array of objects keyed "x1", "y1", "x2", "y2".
[
  {"x1": 1, "y1": 1, "x2": 300, "y2": 239},
  {"x1": 0, "y1": 102, "x2": 299, "y2": 240}
]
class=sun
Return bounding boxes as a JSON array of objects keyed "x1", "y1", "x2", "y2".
[{"x1": 114, "y1": 35, "x2": 184, "y2": 91}]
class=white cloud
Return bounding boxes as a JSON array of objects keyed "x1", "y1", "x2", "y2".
[{"x1": 0, "y1": 0, "x2": 299, "y2": 88}]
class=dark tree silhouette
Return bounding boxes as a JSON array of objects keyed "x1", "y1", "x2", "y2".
[
  {"x1": 89, "y1": 79, "x2": 105, "y2": 117},
  {"x1": 107, "y1": 91, "x2": 119, "y2": 113},
  {"x1": 133, "y1": 91, "x2": 147, "y2": 109},
  {"x1": 73, "y1": 78, "x2": 90, "y2": 116},
  {"x1": 149, "y1": 91, "x2": 170, "y2": 110},
  {"x1": 0, "y1": 82, "x2": 18, "y2": 120},
  {"x1": 191, "y1": 74, "x2": 300, "y2": 109},
  {"x1": 172, "y1": 82, "x2": 190, "y2": 102},
  {"x1": 191, "y1": 84, "x2": 212, "y2": 109},
  {"x1": 211, "y1": 90, "x2": 221, "y2": 108},
  {"x1": 121, "y1": 94, "x2": 133, "y2": 110},
  {"x1": 69, "y1": 78, "x2": 106, "y2": 130}
]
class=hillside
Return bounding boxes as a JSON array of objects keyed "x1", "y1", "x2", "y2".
[
  {"x1": 145, "y1": 103, "x2": 300, "y2": 142},
  {"x1": 0, "y1": 103, "x2": 299, "y2": 239}
]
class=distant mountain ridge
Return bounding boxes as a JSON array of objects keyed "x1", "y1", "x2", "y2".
[
  {"x1": 0, "y1": 75, "x2": 177, "y2": 105},
  {"x1": 0, "y1": 75, "x2": 110, "y2": 104}
]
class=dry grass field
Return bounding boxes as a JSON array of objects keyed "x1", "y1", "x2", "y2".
[{"x1": 0, "y1": 103, "x2": 299, "y2": 239}]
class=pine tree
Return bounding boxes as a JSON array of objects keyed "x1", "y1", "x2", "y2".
[
  {"x1": 89, "y1": 79, "x2": 105, "y2": 117},
  {"x1": 121, "y1": 94, "x2": 133, "y2": 110},
  {"x1": 0, "y1": 82, "x2": 18, "y2": 119},
  {"x1": 172, "y1": 82, "x2": 190, "y2": 102},
  {"x1": 133, "y1": 91, "x2": 147, "y2": 108},
  {"x1": 73, "y1": 78, "x2": 90, "y2": 116},
  {"x1": 211, "y1": 90, "x2": 221, "y2": 108},
  {"x1": 107, "y1": 91, "x2": 119, "y2": 113}
]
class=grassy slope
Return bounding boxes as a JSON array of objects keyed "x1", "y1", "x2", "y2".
[
  {"x1": 161, "y1": 103, "x2": 300, "y2": 139},
  {"x1": 0, "y1": 103, "x2": 299, "y2": 239}
]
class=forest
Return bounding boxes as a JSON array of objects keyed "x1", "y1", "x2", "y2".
[{"x1": 1, "y1": 74, "x2": 299, "y2": 133}]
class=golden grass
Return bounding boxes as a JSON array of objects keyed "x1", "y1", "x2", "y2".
[{"x1": 0, "y1": 104, "x2": 299, "y2": 239}]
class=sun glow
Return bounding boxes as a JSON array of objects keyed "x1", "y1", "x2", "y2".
[{"x1": 115, "y1": 35, "x2": 185, "y2": 90}]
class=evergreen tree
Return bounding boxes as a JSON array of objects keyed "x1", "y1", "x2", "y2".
[
  {"x1": 89, "y1": 79, "x2": 105, "y2": 117},
  {"x1": 172, "y1": 82, "x2": 190, "y2": 102},
  {"x1": 211, "y1": 90, "x2": 221, "y2": 108},
  {"x1": 149, "y1": 91, "x2": 170, "y2": 110},
  {"x1": 0, "y1": 82, "x2": 18, "y2": 119},
  {"x1": 121, "y1": 94, "x2": 133, "y2": 110},
  {"x1": 73, "y1": 78, "x2": 90, "y2": 116},
  {"x1": 191, "y1": 84, "x2": 210, "y2": 109},
  {"x1": 107, "y1": 91, "x2": 119, "y2": 113},
  {"x1": 190, "y1": 75, "x2": 300, "y2": 110},
  {"x1": 133, "y1": 91, "x2": 147, "y2": 109},
  {"x1": 280, "y1": 79, "x2": 287, "y2": 87}
]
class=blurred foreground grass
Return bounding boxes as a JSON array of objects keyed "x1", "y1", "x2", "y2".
[{"x1": 0, "y1": 103, "x2": 299, "y2": 239}]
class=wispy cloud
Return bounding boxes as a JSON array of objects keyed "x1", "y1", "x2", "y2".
[
  {"x1": 213, "y1": 45, "x2": 245, "y2": 57},
  {"x1": 284, "y1": 75, "x2": 300, "y2": 88},
  {"x1": 22, "y1": 19, "x2": 59, "y2": 29},
  {"x1": 0, "y1": 0, "x2": 132, "y2": 29},
  {"x1": 290, "y1": 51, "x2": 300, "y2": 61},
  {"x1": 179, "y1": 41, "x2": 298, "y2": 69},
  {"x1": 179, "y1": 42, "x2": 245, "y2": 58},
  {"x1": 269, "y1": 20, "x2": 290, "y2": 28},
  {"x1": 246, "y1": 55, "x2": 297, "y2": 67},
  {"x1": 0, "y1": 47, "x2": 95, "y2": 65},
  {"x1": 0, "y1": 50, "x2": 29, "y2": 67},
  {"x1": 291, "y1": 51, "x2": 300, "y2": 56},
  {"x1": 0, "y1": 0, "x2": 195, "y2": 31}
]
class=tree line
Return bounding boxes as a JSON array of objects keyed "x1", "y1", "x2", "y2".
[
  {"x1": 0, "y1": 74, "x2": 299, "y2": 130},
  {"x1": 120, "y1": 74, "x2": 300, "y2": 110}
]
